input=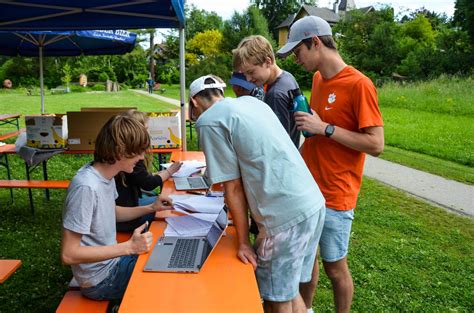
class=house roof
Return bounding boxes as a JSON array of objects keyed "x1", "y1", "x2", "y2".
[
  {"x1": 355, "y1": 6, "x2": 375, "y2": 14},
  {"x1": 301, "y1": 5, "x2": 340, "y2": 23},
  {"x1": 276, "y1": 13, "x2": 296, "y2": 29}
]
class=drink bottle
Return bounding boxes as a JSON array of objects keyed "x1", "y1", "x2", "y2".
[{"x1": 288, "y1": 88, "x2": 314, "y2": 137}]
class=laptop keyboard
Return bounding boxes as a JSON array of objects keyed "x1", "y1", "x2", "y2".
[
  {"x1": 168, "y1": 238, "x2": 200, "y2": 268},
  {"x1": 188, "y1": 178, "x2": 207, "y2": 189}
]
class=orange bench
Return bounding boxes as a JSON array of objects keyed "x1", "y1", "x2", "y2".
[
  {"x1": 0, "y1": 128, "x2": 25, "y2": 141},
  {"x1": 56, "y1": 291, "x2": 109, "y2": 313},
  {"x1": 0, "y1": 259, "x2": 22, "y2": 283},
  {"x1": 0, "y1": 179, "x2": 70, "y2": 214}
]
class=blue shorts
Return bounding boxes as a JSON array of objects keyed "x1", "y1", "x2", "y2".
[
  {"x1": 255, "y1": 207, "x2": 325, "y2": 302},
  {"x1": 319, "y1": 208, "x2": 354, "y2": 262},
  {"x1": 81, "y1": 255, "x2": 138, "y2": 301}
]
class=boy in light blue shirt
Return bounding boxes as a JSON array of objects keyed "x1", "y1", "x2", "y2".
[{"x1": 189, "y1": 75, "x2": 325, "y2": 313}]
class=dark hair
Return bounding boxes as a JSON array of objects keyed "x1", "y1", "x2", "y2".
[
  {"x1": 94, "y1": 115, "x2": 150, "y2": 164},
  {"x1": 302, "y1": 35, "x2": 337, "y2": 50},
  {"x1": 194, "y1": 77, "x2": 225, "y2": 102}
]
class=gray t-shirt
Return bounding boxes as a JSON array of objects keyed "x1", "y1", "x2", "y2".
[
  {"x1": 264, "y1": 70, "x2": 301, "y2": 147},
  {"x1": 197, "y1": 96, "x2": 325, "y2": 236},
  {"x1": 62, "y1": 163, "x2": 119, "y2": 288}
]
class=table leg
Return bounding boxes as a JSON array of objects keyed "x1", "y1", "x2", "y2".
[
  {"x1": 42, "y1": 160, "x2": 50, "y2": 200},
  {"x1": 24, "y1": 162, "x2": 35, "y2": 215},
  {"x1": 0, "y1": 154, "x2": 13, "y2": 203}
]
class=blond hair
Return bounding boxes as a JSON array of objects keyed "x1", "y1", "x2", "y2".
[
  {"x1": 123, "y1": 109, "x2": 149, "y2": 126},
  {"x1": 232, "y1": 35, "x2": 275, "y2": 70}
]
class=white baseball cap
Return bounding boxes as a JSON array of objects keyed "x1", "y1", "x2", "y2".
[
  {"x1": 277, "y1": 16, "x2": 333, "y2": 57},
  {"x1": 189, "y1": 75, "x2": 226, "y2": 98}
]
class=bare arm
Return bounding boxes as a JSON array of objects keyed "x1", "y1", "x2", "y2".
[
  {"x1": 223, "y1": 178, "x2": 257, "y2": 270},
  {"x1": 115, "y1": 194, "x2": 173, "y2": 222},
  {"x1": 61, "y1": 223, "x2": 152, "y2": 265},
  {"x1": 294, "y1": 110, "x2": 384, "y2": 156},
  {"x1": 155, "y1": 161, "x2": 183, "y2": 182}
]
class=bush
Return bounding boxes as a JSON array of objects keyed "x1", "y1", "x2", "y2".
[
  {"x1": 98, "y1": 72, "x2": 109, "y2": 82},
  {"x1": 70, "y1": 85, "x2": 88, "y2": 93},
  {"x1": 91, "y1": 84, "x2": 105, "y2": 91}
]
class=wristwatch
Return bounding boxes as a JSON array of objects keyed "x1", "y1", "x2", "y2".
[{"x1": 325, "y1": 124, "x2": 335, "y2": 137}]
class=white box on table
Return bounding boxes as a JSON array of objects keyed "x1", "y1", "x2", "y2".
[
  {"x1": 147, "y1": 111, "x2": 181, "y2": 148},
  {"x1": 25, "y1": 114, "x2": 67, "y2": 149}
]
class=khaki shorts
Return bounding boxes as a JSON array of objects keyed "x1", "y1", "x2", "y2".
[{"x1": 255, "y1": 207, "x2": 325, "y2": 302}]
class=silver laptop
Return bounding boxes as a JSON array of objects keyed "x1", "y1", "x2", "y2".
[
  {"x1": 174, "y1": 175, "x2": 210, "y2": 190},
  {"x1": 144, "y1": 206, "x2": 228, "y2": 273}
]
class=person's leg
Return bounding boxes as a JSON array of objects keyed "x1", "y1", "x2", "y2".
[
  {"x1": 81, "y1": 255, "x2": 138, "y2": 301},
  {"x1": 300, "y1": 256, "x2": 319, "y2": 310},
  {"x1": 323, "y1": 257, "x2": 353, "y2": 313},
  {"x1": 318, "y1": 208, "x2": 354, "y2": 313},
  {"x1": 299, "y1": 207, "x2": 325, "y2": 312},
  {"x1": 257, "y1": 211, "x2": 322, "y2": 313}
]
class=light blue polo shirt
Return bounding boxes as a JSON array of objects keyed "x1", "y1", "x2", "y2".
[{"x1": 196, "y1": 96, "x2": 325, "y2": 236}]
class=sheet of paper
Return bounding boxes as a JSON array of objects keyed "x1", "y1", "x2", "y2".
[
  {"x1": 161, "y1": 160, "x2": 206, "y2": 178},
  {"x1": 165, "y1": 215, "x2": 213, "y2": 237},
  {"x1": 170, "y1": 194, "x2": 224, "y2": 214}
]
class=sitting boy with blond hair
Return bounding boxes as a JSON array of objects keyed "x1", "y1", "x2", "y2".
[{"x1": 61, "y1": 114, "x2": 172, "y2": 300}]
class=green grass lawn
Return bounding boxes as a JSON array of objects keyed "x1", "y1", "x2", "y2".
[
  {"x1": 0, "y1": 80, "x2": 472, "y2": 311},
  {"x1": 0, "y1": 90, "x2": 176, "y2": 130},
  {"x1": 1, "y1": 172, "x2": 472, "y2": 312}
]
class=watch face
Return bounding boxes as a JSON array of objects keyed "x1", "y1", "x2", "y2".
[{"x1": 325, "y1": 124, "x2": 335, "y2": 137}]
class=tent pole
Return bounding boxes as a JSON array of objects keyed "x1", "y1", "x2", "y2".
[
  {"x1": 39, "y1": 45, "x2": 45, "y2": 114},
  {"x1": 179, "y1": 26, "x2": 186, "y2": 151}
]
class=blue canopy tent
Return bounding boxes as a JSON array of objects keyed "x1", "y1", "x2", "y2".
[
  {"x1": 0, "y1": 0, "x2": 188, "y2": 149},
  {"x1": 0, "y1": 30, "x2": 137, "y2": 114}
]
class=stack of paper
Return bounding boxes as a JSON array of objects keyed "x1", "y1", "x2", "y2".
[
  {"x1": 164, "y1": 215, "x2": 214, "y2": 237},
  {"x1": 170, "y1": 194, "x2": 224, "y2": 214},
  {"x1": 161, "y1": 160, "x2": 206, "y2": 178}
]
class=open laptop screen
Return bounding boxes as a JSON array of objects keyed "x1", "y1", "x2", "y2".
[{"x1": 206, "y1": 206, "x2": 228, "y2": 248}]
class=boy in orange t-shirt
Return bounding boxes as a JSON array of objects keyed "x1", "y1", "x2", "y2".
[{"x1": 277, "y1": 16, "x2": 384, "y2": 313}]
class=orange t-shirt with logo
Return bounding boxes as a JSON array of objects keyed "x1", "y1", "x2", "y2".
[{"x1": 301, "y1": 66, "x2": 383, "y2": 211}]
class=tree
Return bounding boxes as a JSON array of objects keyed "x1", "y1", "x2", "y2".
[
  {"x1": 187, "y1": 29, "x2": 223, "y2": 58},
  {"x1": 251, "y1": 0, "x2": 317, "y2": 40},
  {"x1": 335, "y1": 6, "x2": 400, "y2": 80},
  {"x1": 221, "y1": 5, "x2": 275, "y2": 53},
  {"x1": 185, "y1": 4, "x2": 223, "y2": 40},
  {"x1": 454, "y1": 0, "x2": 474, "y2": 43}
]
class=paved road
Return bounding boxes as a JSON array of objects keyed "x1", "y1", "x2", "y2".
[
  {"x1": 133, "y1": 90, "x2": 474, "y2": 218},
  {"x1": 131, "y1": 89, "x2": 180, "y2": 106},
  {"x1": 364, "y1": 155, "x2": 474, "y2": 218}
]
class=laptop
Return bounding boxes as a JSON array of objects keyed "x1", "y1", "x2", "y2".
[
  {"x1": 144, "y1": 206, "x2": 228, "y2": 273},
  {"x1": 174, "y1": 175, "x2": 210, "y2": 190}
]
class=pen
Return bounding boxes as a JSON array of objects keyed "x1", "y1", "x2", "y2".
[
  {"x1": 186, "y1": 191, "x2": 206, "y2": 196},
  {"x1": 141, "y1": 221, "x2": 149, "y2": 234}
]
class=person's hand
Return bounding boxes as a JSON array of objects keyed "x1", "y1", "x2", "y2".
[
  {"x1": 129, "y1": 222, "x2": 153, "y2": 254},
  {"x1": 237, "y1": 242, "x2": 257, "y2": 270},
  {"x1": 167, "y1": 161, "x2": 183, "y2": 175},
  {"x1": 150, "y1": 194, "x2": 173, "y2": 212},
  {"x1": 294, "y1": 109, "x2": 327, "y2": 135}
]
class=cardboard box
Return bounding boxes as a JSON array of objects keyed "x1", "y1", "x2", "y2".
[
  {"x1": 25, "y1": 114, "x2": 68, "y2": 149},
  {"x1": 148, "y1": 111, "x2": 182, "y2": 148},
  {"x1": 67, "y1": 109, "x2": 134, "y2": 150},
  {"x1": 80, "y1": 107, "x2": 137, "y2": 112}
]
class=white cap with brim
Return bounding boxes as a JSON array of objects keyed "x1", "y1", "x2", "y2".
[
  {"x1": 189, "y1": 75, "x2": 227, "y2": 98},
  {"x1": 277, "y1": 16, "x2": 333, "y2": 58}
]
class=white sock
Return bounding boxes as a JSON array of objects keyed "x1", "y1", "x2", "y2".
[{"x1": 307, "y1": 308, "x2": 314, "y2": 313}]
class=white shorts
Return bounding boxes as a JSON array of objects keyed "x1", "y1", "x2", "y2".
[{"x1": 255, "y1": 207, "x2": 325, "y2": 302}]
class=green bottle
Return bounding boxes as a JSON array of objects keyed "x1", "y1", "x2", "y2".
[{"x1": 289, "y1": 88, "x2": 314, "y2": 137}]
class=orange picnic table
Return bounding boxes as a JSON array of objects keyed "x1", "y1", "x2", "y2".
[{"x1": 119, "y1": 150, "x2": 263, "y2": 313}]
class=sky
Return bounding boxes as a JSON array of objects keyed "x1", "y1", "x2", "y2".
[{"x1": 186, "y1": 0, "x2": 456, "y2": 20}]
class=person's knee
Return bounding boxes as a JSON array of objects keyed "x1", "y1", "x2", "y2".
[{"x1": 323, "y1": 260, "x2": 350, "y2": 282}]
